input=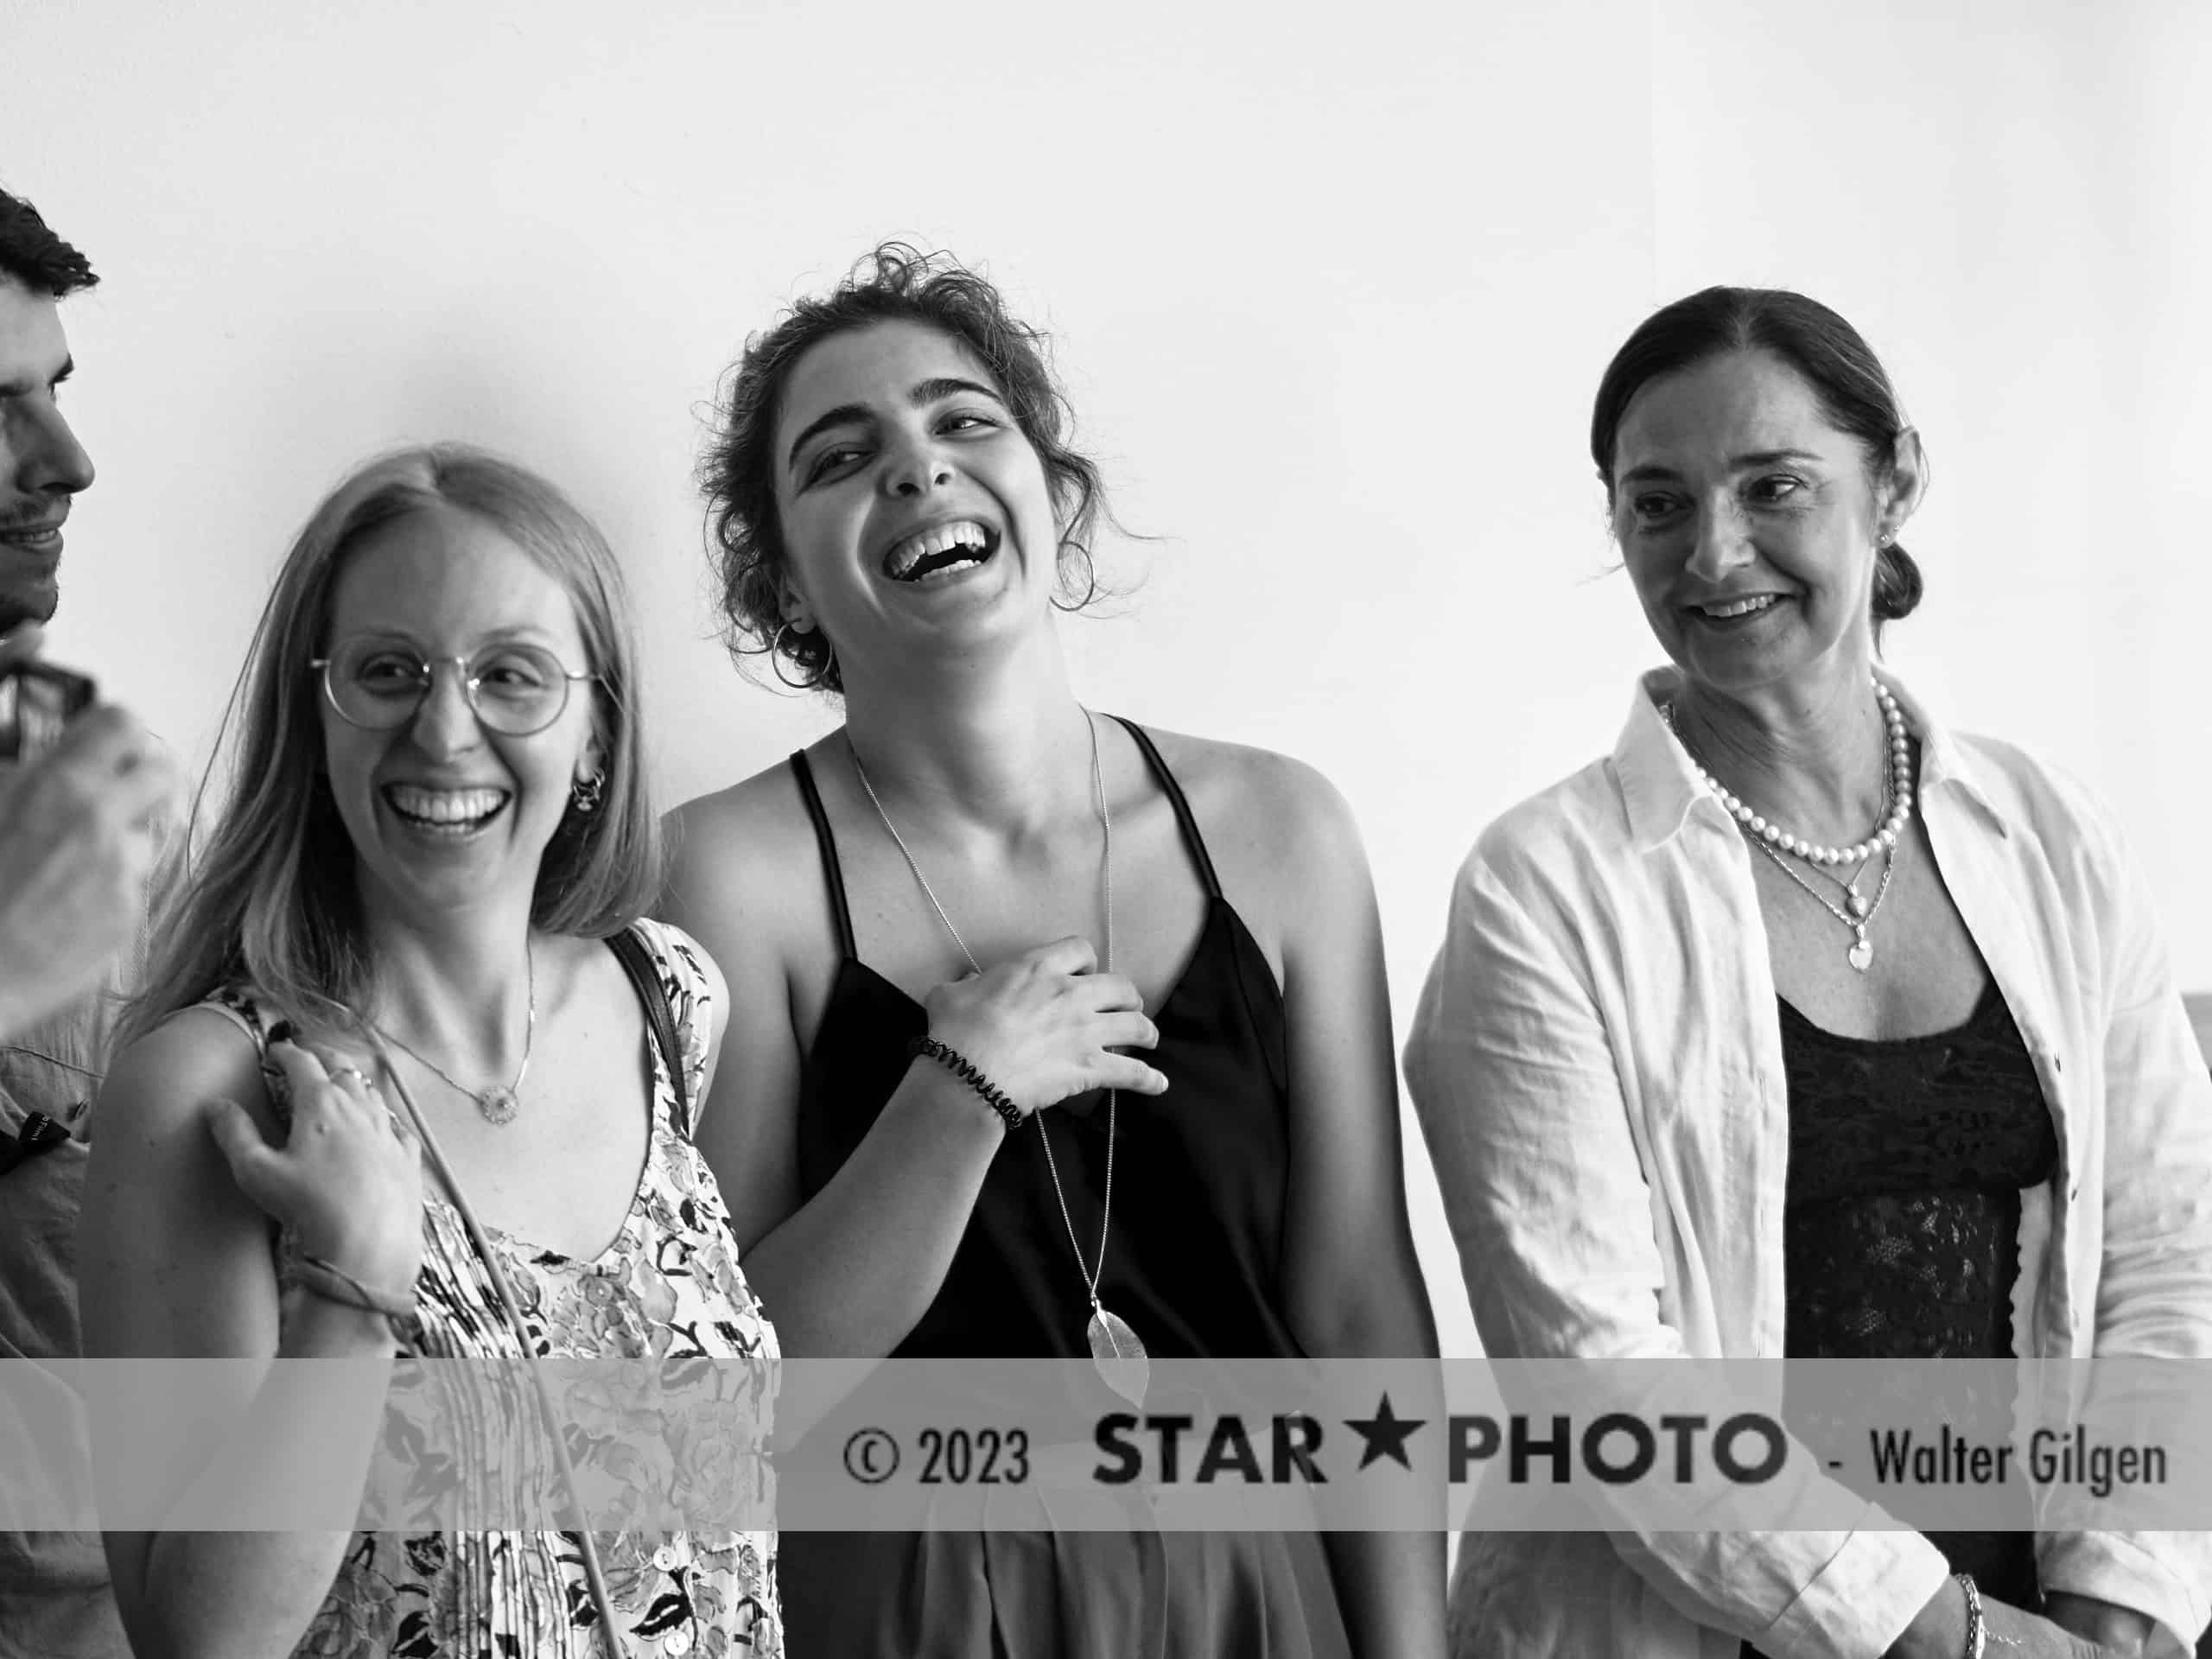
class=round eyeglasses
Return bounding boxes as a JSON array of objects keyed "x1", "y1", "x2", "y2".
[{"x1": 311, "y1": 638, "x2": 598, "y2": 737}]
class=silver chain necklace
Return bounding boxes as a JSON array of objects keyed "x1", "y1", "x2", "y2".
[
  {"x1": 371, "y1": 944, "x2": 536, "y2": 1125},
  {"x1": 850, "y1": 710, "x2": 1150, "y2": 1402},
  {"x1": 1662, "y1": 698, "x2": 1906, "y2": 972}
]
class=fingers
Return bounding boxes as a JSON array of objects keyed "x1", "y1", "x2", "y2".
[
  {"x1": 1025, "y1": 935, "x2": 1099, "y2": 977},
  {"x1": 1081, "y1": 971, "x2": 1145, "y2": 1014},
  {"x1": 0, "y1": 623, "x2": 45, "y2": 673},
  {"x1": 204, "y1": 1096, "x2": 279, "y2": 1181},
  {"x1": 1095, "y1": 1008, "x2": 1160, "y2": 1052},
  {"x1": 1099, "y1": 1052, "x2": 1172, "y2": 1097}
]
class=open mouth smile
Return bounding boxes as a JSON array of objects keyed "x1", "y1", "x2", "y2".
[
  {"x1": 1688, "y1": 594, "x2": 1785, "y2": 621},
  {"x1": 382, "y1": 783, "x2": 512, "y2": 835},
  {"x1": 881, "y1": 519, "x2": 1000, "y2": 583},
  {"x1": 0, "y1": 522, "x2": 65, "y2": 556}
]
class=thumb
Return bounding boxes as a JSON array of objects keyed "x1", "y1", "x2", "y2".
[{"x1": 204, "y1": 1096, "x2": 279, "y2": 1187}]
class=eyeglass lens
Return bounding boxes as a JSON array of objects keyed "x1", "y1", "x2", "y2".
[{"x1": 324, "y1": 639, "x2": 575, "y2": 734}]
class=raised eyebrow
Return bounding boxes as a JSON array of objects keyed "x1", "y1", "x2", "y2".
[
  {"x1": 910, "y1": 375, "x2": 1007, "y2": 410},
  {"x1": 1732, "y1": 448, "x2": 1824, "y2": 470}
]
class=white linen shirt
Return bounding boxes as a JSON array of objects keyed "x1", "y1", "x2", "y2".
[{"x1": 1404, "y1": 668, "x2": 2212, "y2": 1659}]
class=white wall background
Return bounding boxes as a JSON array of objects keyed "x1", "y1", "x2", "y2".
[{"x1": 8, "y1": 0, "x2": 2207, "y2": 1360}]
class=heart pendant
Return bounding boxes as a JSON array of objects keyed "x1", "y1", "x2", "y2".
[
  {"x1": 1847, "y1": 889, "x2": 1870, "y2": 918},
  {"x1": 1847, "y1": 938, "x2": 1874, "y2": 972},
  {"x1": 1087, "y1": 1304, "x2": 1150, "y2": 1407}
]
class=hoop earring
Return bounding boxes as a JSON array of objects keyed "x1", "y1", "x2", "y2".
[
  {"x1": 770, "y1": 621, "x2": 829, "y2": 690},
  {"x1": 1050, "y1": 539, "x2": 1098, "y2": 614},
  {"x1": 569, "y1": 771, "x2": 606, "y2": 816}
]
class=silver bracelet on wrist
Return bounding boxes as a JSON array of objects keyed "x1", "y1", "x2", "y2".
[{"x1": 1955, "y1": 1573, "x2": 1986, "y2": 1659}]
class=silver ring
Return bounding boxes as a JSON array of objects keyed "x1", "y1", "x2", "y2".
[{"x1": 330, "y1": 1065, "x2": 376, "y2": 1090}]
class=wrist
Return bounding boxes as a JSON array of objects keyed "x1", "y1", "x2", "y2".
[
  {"x1": 284, "y1": 1282, "x2": 409, "y2": 1353},
  {"x1": 907, "y1": 1034, "x2": 1024, "y2": 1128},
  {"x1": 1888, "y1": 1575, "x2": 1969, "y2": 1659}
]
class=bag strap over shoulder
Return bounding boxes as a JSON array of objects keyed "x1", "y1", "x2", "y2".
[{"x1": 605, "y1": 926, "x2": 692, "y2": 1140}]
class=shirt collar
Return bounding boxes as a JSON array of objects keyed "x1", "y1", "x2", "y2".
[{"x1": 1611, "y1": 663, "x2": 2012, "y2": 853}]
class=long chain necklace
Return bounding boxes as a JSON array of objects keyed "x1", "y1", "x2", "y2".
[
  {"x1": 1661, "y1": 682, "x2": 1915, "y2": 973},
  {"x1": 371, "y1": 944, "x2": 536, "y2": 1126},
  {"x1": 851, "y1": 710, "x2": 1150, "y2": 1403}
]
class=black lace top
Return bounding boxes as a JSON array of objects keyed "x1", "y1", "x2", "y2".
[
  {"x1": 1773, "y1": 981, "x2": 2060, "y2": 1632},
  {"x1": 1782, "y1": 982, "x2": 2059, "y2": 1360}
]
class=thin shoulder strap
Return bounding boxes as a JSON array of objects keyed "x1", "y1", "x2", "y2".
[
  {"x1": 605, "y1": 926, "x2": 690, "y2": 1140},
  {"x1": 1108, "y1": 715, "x2": 1224, "y2": 900},
  {"x1": 788, "y1": 750, "x2": 860, "y2": 959}
]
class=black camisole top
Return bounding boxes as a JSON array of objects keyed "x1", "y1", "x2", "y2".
[{"x1": 788, "y1": 715, "x2": 1307, "y2": 1363}]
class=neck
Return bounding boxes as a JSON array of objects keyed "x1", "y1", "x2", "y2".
[
  {"x1": 1671, "y1": 658, "x2": 1893, "y2": 845},
  {"x1": 839, "y1": 626, "x2": 1094, "y2": 842},
  {"x1": 359, "y1": 891, "x2": 538, "y2": 1069}
]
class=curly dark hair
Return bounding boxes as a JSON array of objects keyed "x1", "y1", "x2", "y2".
[
  {"x1": 0, "y1": 188, "x2": 99, "y2": 298},
  {"x1": 1590, "y1": 286, "x2": 1924, "y2": 634},
  {"x1": 698, "y1": 244, "x2": 1111, "y2": 693}
]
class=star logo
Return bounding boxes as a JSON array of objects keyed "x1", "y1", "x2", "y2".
[{"x1": 1343, "y1": 1393, "x2": 1425, "y2": 1471}]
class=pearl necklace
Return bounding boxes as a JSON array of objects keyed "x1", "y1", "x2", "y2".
[
  {"x1": 1661, "y1": 678, "x2": 1913, "y2": 865},
  {"x1": 1660, "y1": 680, "x2": 1916, "y2": 972}
]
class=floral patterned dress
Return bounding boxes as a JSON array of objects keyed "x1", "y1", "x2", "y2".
[{"x1": 204, "y1": 919, "x2": 782, "y2": 1659}]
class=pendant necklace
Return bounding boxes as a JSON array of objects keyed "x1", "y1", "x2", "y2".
[
  {"x1": 853, "y1": 710, "x2": 1151, "y2": 1405},
  {"x1": 1661, "y1": 679, "x2": 1915, "y2": 973},
  {"x1": 372, "y1": 944, "x2": 536, "y2": 1126}
]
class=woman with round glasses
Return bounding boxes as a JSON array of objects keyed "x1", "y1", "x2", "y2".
[
  {"x1": 79, "y1": 446, "x2": 782, "y2": 1657},
  {"x1": 1405, "y1": 289, "x2": 2212, "y2": 1657},
  {"x1": 660, "y1": 245, "x2": 1442, "y2": 1656}
]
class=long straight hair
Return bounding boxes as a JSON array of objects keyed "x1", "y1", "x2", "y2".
[{"x1": 118, "y1": 445, "x2": 662, "y2": 1049}]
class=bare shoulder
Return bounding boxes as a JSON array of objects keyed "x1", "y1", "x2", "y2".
[
  {"x1": 662, "y1": 753, "x2": 833, "y2": 955},
  {"x1": 102, "y1": 1005, "x2": 272, "y2": 1136},
  {"x1": 1128, "y1": 723, "x2": 1368, "y2": 872}
]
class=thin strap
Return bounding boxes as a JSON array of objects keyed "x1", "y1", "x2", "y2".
[
  {"x1": 789, "y1": 751, "x2": 859, "y2": 959},
  {"x1": 1108, "y1": 715, "x2": 1224, "y2": 899},
  {"x1": 605, "y1": 925, "x2": 690, "y2": 1140}
]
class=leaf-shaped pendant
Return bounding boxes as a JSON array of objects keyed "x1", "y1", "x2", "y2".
[{"x1": 1088, "y1": 1303, "x2": 1149, "y2": 1407}]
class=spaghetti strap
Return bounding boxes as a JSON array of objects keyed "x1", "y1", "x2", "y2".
[
  {"x1": 1107, "y1": 715, "x2": 1224, "y2": 900},
  {"x1": 789, "y1": 751, "x2": 860, "y2": 959}
]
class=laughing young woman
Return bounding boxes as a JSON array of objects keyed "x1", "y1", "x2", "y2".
[
  {"x1": 663, "y1": 246, "x2": 1443, "y2": 1657},
  {"x1": 79, "y1": 448, "x2": 780, "y2": 1657}
]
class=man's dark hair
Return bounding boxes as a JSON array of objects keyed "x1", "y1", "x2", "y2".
[{"x1": 0, "y1": 188, "x2": 98, "y2": 298}]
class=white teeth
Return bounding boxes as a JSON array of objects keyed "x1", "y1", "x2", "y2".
[
  {"x1": 385, "y1": 785, "x2": 507, "y2": 824},
  {"x1": 1700, "y1": 595, "x2": 1778, "y2": 619},
  {"x1": 886, "y1": 520, "x2": 992, "y2": 579}
]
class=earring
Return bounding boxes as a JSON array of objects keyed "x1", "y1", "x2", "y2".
[
  {"x1": 1877, "y1": 529, "x2": 1895, "y2": 549},
  {"x1": 569, "y1": 771, "x2": 606, "y2": 816},
  {"x1": 770, "y1": 620, "x2": 829, "y2": 690},
  {"x1": 1050, "y1": 538, "x2": 1098, "y2": 614}
]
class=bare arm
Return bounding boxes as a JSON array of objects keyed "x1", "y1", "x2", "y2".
[
  {"x1": 1248, "y1": 760, "x2": 1446, "y2": 1659},
  {"x1": 664, "y1": 791, "x2": 1165, "y2": 1359},
  {"x1": 79, "y1": 1013, "x2": 420, "y2": 1659}
]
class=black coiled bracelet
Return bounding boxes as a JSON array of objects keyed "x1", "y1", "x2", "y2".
[{"x1": 907, "y1": 1036, "x2": 1024, "y2": 1129}]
